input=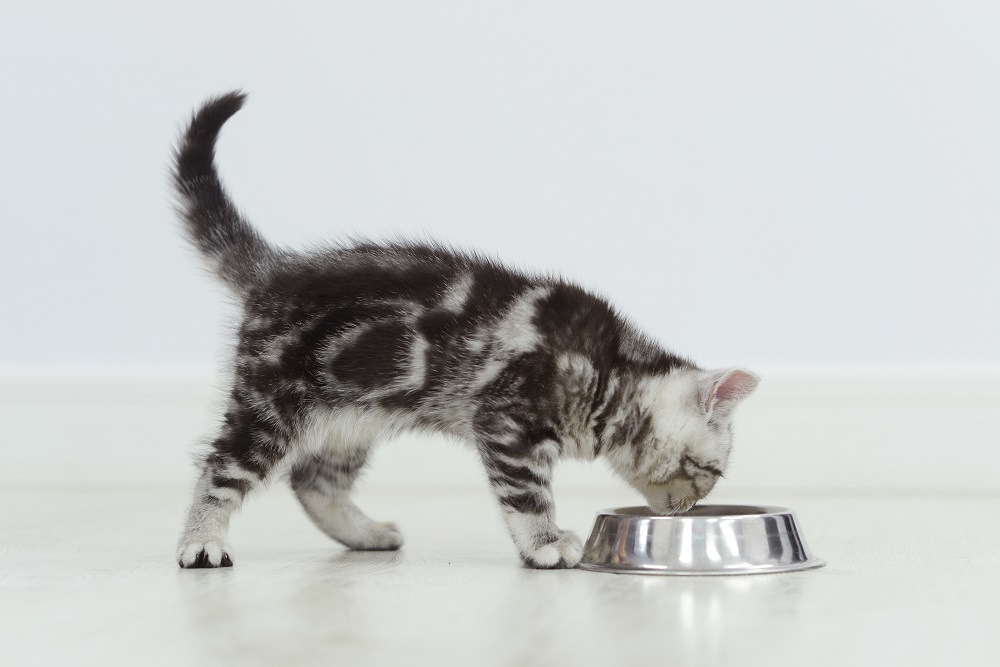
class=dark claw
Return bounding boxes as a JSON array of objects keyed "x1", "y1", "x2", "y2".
[{"x1": 179, "y1": 549, "x2": 233, "y2": 569}]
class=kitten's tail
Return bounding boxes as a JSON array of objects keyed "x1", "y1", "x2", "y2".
[{"x1": 172, "y1": 91, "x2": 281, "y2": 295}]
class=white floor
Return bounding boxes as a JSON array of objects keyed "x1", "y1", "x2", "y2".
[
  {"x1": 3, "y1": 373, "x2": 998, "y2": 665},
  {"x1": 2, "y1": 483, "x2": 998, "y2": 667}
]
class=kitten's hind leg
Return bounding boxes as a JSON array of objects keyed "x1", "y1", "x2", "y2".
[
  {"x1": 177, "y1": 454, "x2": 267, "y2": 568},
  {"x1": 290, "y1": 450, "x2": 403, "y2": 551},
  {"x1": 177, "y1": 406, "x2": 288, "y2": 569}
]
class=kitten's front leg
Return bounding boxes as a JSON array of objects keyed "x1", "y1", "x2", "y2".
[{"x1": 479, "y1": 439, "x2": 583, "y2": 569}]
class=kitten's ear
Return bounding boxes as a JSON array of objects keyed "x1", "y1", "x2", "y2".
[{"x1": 698, "y1": 368, "x2": 760, "y2": 416}]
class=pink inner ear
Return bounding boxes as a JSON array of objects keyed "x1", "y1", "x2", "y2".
[{"x1": 714, "y1": 370, "x2": 758, "y2": 402}]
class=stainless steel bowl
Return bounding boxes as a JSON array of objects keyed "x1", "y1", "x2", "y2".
[{"x1": 578, "y1": 504, "x2": 825, "y2": 575}]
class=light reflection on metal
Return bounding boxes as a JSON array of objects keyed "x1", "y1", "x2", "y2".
[
  {"x1": 679, "y1": 519, "x2": 694, "y2": 565},
  {"x1": 579, "y1": 505, "x2": 825, "y2": 575},
  {"x1": 705, "y1": 520, "x2": 722, "y2": 563}
]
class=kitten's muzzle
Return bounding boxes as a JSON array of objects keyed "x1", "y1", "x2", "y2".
[{"x1": 641, "y1": 472, "x2": 719, "y2": 516}]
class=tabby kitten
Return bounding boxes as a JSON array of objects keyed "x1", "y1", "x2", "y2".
[{"x1": 173, "y1": 92, "x2": 759, "y2": 569}]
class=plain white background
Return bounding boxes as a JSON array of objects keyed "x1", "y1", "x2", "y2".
[{"x1": 1, "y1": 1, "x2": 998, "y2": 373}]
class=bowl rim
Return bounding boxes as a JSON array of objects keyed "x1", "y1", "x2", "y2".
[
  {"x1": 576, "y1": 558, "x2": 827, "y2": 576},
  {"x1": 594, "y1": 504, "x2": 795, "y2": 519}
]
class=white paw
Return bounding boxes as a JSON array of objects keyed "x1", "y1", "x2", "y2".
[
  {"x1": 177, "y1": 541, "x2": 233, "y2": 568},
  {"x1": 521, "y1": 531, "x2": 584, "y2": 569},
  {"x1": 345, "y1": 521, "x2": 404, "y2": 551}
]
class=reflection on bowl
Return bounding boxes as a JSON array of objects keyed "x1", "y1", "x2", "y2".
[{"x1": 578, "y1": 505, "x2": 825, "y2": 576}]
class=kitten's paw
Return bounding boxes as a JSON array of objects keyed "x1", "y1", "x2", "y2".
[
  {"x1": 345, "y1": 521, "x2": 404, "y2": 551},
  {"x1": 177, "y1": 541, "x2": 233, "y2": 569},
  {"x1": 521, "y1": 530, "x2": 584, "y2": 569}
]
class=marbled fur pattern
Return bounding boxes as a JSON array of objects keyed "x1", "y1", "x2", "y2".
[{"x1": 173, "y1": 92, "x2": 760, "y2": 569}]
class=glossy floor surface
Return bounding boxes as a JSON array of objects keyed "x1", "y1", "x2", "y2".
[{"x1": 2, "y1": 485, "x2": 998, "y2": 666}]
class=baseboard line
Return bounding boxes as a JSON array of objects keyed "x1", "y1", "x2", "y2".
[{"x1": 2, "y1": 370, "x2": 997, "y2": 491}]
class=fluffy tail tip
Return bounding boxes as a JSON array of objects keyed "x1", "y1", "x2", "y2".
[
  {"x1": 186, "y1": 90, "x2": 248, "y2": 141},
  {"x1": 174, "y1": 90, "x2": 248, "y2": 186}
]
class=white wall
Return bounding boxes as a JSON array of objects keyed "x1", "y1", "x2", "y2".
[{"x1": 1, "y1": 1, "x2": 997, "y2": 373}]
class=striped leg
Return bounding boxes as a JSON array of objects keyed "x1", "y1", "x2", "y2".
[
  {"x1": 177, "y1": 405, "x2": 288, "y2": 569},
  {"x1": 176, "y1": 454, "x2": 265, "y2": 568},
  {"x1": 290, "y1": 450, "x2": 403, "y2": 551},
  {"x1": 480, "y1": 437, "x2": 583, "y2": 569}
]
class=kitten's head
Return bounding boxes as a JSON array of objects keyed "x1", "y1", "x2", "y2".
[{"x1": 604, "y1": 367, "x2": 760, "y2": 515}]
